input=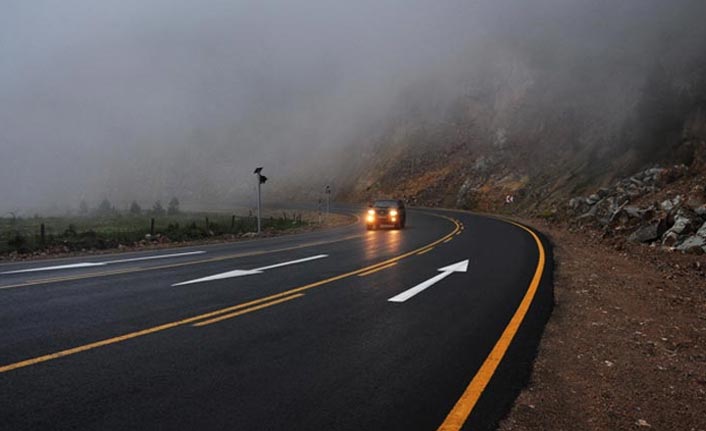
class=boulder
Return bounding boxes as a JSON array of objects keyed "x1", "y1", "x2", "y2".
[
  {"x1": 676, "y1": 236, "x2": 706, "y2": 254},
  {"x1": 697, "y1": 222, "x2": 706, "y2": 238},
  {"x1": 629, "y1": 221, "x2": 666, "y2": 243},
  {"x1": 664, "y1": 210, "x2": 697, "y2": 236}
]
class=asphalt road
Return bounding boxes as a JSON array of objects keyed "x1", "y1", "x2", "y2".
[{"x1": 0, "y1": 209, "x2": 553, "y2": 431}]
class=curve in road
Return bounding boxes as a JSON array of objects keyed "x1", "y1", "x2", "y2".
[{"x1": 0, "y1": 209, "x2": 553, "y2": 431}]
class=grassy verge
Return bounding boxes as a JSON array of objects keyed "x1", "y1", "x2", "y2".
[{"x1": 0, "y1": 211, "x2": 313, "y2": 257}]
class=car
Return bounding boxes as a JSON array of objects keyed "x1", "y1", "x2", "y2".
[{"x1": 365, "y1": 199, "x2": 406, "y2": 230}]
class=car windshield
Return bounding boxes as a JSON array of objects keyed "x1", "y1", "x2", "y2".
[{"x1": 373, "y1": 200, "x2": 399, "y2": 208}]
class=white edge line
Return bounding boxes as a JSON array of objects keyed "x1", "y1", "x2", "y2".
[
  {"x1": 107, "y1": 251, "x2": 206, "y2": 264},
  {"x1": 0, "y1": 251, "x2": 207, "y2": 275},
  {"x1": 0, "y1": 262, "x2": 107, "y2": 275}
]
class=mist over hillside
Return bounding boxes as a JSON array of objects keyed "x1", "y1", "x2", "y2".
[{"x1": 1, "y1": 1, "x2": 705, "y2": 213}]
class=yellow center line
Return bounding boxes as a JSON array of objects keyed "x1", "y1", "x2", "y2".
[
  {"x1": 357, "y1": 262, "x2": 397, "y2": 277},
  {"x1": 416, "y1": 247, "x2": 434, "y2": 256},
  {"x1": 436, "y1": 220, "x2": 546, "y2": 431},
  {"x1": 443, "y1": 237, "x2": 454, "y2": 243},
  {"x1": 0, "y1": 233, "x2": 363, "y2": 291},
  {"x1": 0, "y1": 292, "x2": 306, "y2": 373},
  {"x1": 193, "y1": 294, "x2": 305, "y2": 327},
  {"x1": 0, "y1": 214, "x2": 460, "y2": 374}
]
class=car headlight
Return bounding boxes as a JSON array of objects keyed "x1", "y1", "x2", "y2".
[
  {"x1": 367, "y1": 209, "x2": 375, "y2": 215},
  {"x1": 390, "y1": 209, "x2": 398, "y2": 216}
]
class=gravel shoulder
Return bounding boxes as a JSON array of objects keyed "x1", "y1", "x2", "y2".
[{"x1": 499, "y1": 219, "x2": 706, "y2": 431}]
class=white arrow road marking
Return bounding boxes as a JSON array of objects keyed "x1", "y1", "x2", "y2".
[
  {"x1": 388, "y1": 259, "x2": 469, "y2": 303},
  {"x1": 171, "y1": 254, "x2": 329, "y2": 287},
  {"x1": 0, "y1": 251, "x2": 206, "y2": 275}
]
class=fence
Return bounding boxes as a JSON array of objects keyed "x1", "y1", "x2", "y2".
[{"x1": 0, "y1": 212, "x2": 304, "y2": 255}]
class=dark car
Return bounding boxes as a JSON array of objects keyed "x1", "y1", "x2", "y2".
[{"x1": 365, "y1": 199, "x2": 406, "y2": 230}]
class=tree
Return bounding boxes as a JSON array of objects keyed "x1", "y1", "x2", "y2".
[
  {"x1": 167, "y1": 197, "x2": 180, "y2": 215},
  {"x1": 151, "y1": 201, "x2": 165, "y2": 216},
  {"x1": 97, "y1": 198, "x2": 114, "y2": 215},
  {"x1": 129, "y1": 201, "x2": 142, "y2": 214},
  {"x1": 79, "y1": 200, "x2": 89, "y2": 215}
]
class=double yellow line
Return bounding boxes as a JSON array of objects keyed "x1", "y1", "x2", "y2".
[{"x1": 0, "y1": 214, "x2": 461, "y2": 374}]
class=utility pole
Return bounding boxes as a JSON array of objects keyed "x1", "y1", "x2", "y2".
[
  {"x1": 325, "y1": 185, "x2": 331, "y2": 218},
  {"x1": 254, "y1": 167, "x2": 267, "y2": 234}
]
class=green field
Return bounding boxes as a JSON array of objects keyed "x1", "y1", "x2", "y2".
[{"x1": 0, "y1": 212, "x2": 307, "y2": 255}]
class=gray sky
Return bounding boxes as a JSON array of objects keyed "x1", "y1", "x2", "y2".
[{"x1": 1, "y1": 0, "x2": 704, "y2": 213}]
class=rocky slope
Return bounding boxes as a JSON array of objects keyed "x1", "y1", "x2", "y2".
[{"x1": 568, "y1": 163, "x2": 706, "y2": 254}]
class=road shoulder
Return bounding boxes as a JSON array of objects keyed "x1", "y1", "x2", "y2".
[{"x1": 498, "y1": 219, "x2": 706, "y2": 430}]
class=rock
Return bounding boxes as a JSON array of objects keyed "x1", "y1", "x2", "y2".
[
  {"x1": 696, "y1": 221, "x2": 706, "y2": 238},
  {"x1": 241, "y1": 232, "x2": 258, "y2": 238},
  {"x1": 694, "y1": 205, "x2": 706, "y2": 218},
  {"x1": 636, "y1": 418, "x2": 651, "y2": 428},
  {"x1": 586, "y1": 194, "x2": 601, "y2": 205},
  {"x1": 676, "y1": 236, "x2": 706, "y2": 254},
  {"x1": 578, "y1": 205, "x2": 598, "y2": 220},
  {"x1": 623, "y1": 206, "x2": 643, "y2": 218},
  {"x1": 630, "y1": 177, "x2": 644, "y2": 186},
  {"x1": 597, "y1": 188, "x2": 610, "y2": 198},
  {"x1": 622, "y1": 206, "x2": 655, "y2": 221},
  {"x1": 663, "y1": 211, "x2": 697, "y2": 240},
  {"x1": 662, "y1": 231, "x2": 680, "y2": 247},
  {"x1": 629, "y1": 221, "x2": 665, "y2": 243},
  {"x1": 660, "y1": 199, "x2": 675, "y2": 212},
  {"x1": 569, "y1": 197, "x2": 582, "y2": 209}
]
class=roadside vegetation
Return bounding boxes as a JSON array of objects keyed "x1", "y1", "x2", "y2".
[{"x1": 0, "y1": 198, "x2": 311, "y2": 257}]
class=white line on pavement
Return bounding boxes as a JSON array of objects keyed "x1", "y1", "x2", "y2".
[
  {"x1": 0, "y1": 251, "x2": 206, "y2": 275},
  {"x1": 172, "y1": 254, "x2": 329, "y2": 287},
  {"x1": 388, "y1": 259, "x2": 469, "y2": 303}
]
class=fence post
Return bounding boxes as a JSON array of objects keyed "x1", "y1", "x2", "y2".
[
  {"x1": 150, "y1": 218, "x2": 155, "y2": 236},
  {"x1": 40, "y1": 223, "x2": 46, "y2": 245}
]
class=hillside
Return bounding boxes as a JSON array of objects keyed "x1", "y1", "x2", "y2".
[{"x1": 337, "y1": 68, "x2": 706, "y2": 216}]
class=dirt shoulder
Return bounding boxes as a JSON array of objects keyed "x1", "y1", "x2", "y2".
[{"x1": 499, "y1": 219, "x2": 706, "y2": 431}]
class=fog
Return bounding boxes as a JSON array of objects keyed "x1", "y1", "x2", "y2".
[{"x1": 1, "y1": 0, "x2": 705, "y2": 213}]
